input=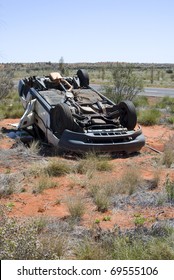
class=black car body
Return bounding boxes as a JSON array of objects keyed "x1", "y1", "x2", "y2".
[{"x1": 18, "y1": 69, "x2": 145, "y2": 153}]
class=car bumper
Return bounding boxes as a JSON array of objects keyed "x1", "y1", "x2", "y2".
[{"x1": 58, "y1": 126, "x2": 145, "y2": 153}]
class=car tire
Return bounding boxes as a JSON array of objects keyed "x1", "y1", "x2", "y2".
[
  {"x1": 118, "y1": 100, "x2": 137, "y2": 130},
  {"x1": 52, "y1": 103, "x2": 75, "y2": 138},
  {"x1": 77, "y1": 69, "x2": 89, "y2": 87}
]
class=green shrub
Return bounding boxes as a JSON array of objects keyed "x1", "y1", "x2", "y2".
[
  {"x1": 0, "y1": 90, "x2": 24, "y2": 119},
  {"x1": 134, "y1": 214, "x2": 146, "y2": 227},
  {"x1": 169, "y1": 104, "x2": 174, "y2": 114},
  {"x1": 167, "y1": 116, "x2": 174, "y2": 124},
  {"x1": 157, "y1": 96, "x2": 174, "y2": 109},
  {"x1": 103, "y1": 216, "x2": 111, "y2": 221},
  {"x1": 138, "y1": 109, "x2": 161, "y2": 126},
  {"x1": 133, "y1": 96, "x2": 149, "y2": 107},
  {"x1": 103, "y1": 65, "x2": 143, "y2": 103}
]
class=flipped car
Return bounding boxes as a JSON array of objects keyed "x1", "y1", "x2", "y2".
[{"x1": 18, "y1": 69, "x2": 145, "y2": 153}]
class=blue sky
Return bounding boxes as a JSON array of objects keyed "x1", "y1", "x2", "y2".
[{"x1": 0, "y1": 0, "x2": 174, "y2": 63}]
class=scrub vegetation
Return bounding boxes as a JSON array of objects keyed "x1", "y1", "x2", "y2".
[
  {"x1": 0, "y1": 62, "x2": 174, "y2": 259},
  {"x1": 0, "y1": 205, "x2": 174, "y2": 260}
]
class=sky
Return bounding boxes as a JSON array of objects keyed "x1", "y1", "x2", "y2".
[{"x1": 0, "y1": 0, "x2": 174, "y2": 64}]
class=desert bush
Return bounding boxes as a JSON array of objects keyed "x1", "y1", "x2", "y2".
[
  {"x1": 0, "y1": 216, "x2": 41, "y2": 259},
  {"x1": 0, "y1": 207, "x2": 68, "y2": 259},
  {"x1": 138, "y1": 109, "x2": 161, "y2": 126},
  {"x1": 0, "y1": 73, "x2": 14, "y2": 100},
  {"x1": 32, "y1": 217, "x2": 48, "y2": 233},
  {"x1": 1, "y1": 204, "x2": 174, "y2": 260},
  {"x1": 104, "y1": 64, "x2": 143, "y2": 103}
]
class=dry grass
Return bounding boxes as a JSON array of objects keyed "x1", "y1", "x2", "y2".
[
  {"x1": 45, "y1": 159, "x2": 72, "y2": 177},
  {"x1": 165, "y1": 174, "x2": 174, "y2": 202},
  {"x1": 88, "y1": 178, "x2": 117, "y2": 212},
  {"x1": 66, "y1": 174, "x2": 89, "y2": 189},
  {"x1": 30, "y1": 158, "x2": 72, "y2": 177},
  {"x1": 66, "y1": 196, "x2": 85, "y2": 220},
  {"x1": 118, "y1": 166, "x2": 141, "y2": 195},
  {"x1": 29, "y1": 141, "x2": 40, "y2": 154},
  {"x1": 0, "y1": 172, "x2": 25, "y2": 197},
  {"x1": 162, "y1": 135, "x2": 174, "y2": 168},
  {"x1": 75, "y1": 153, "x2": 112, "y2": 177},
  {"x1": 33, "y1": 175, "x2": 57, "y2": 194},
  {"x1": 150, "y1": 168, "x2": 161, "y2": 189}
]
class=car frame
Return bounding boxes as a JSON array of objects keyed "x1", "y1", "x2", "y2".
[{"x1": 17, "y1": 69, "x2": 145, "y2": 154}]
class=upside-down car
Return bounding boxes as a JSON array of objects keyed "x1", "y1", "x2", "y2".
[{"x1": 18, "y1": 69, "x2": 145, "y2": 153}]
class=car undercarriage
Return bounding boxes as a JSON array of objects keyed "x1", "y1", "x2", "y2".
[{"x1": 18, "y1": 69, "x2": 145, "y2": 154}]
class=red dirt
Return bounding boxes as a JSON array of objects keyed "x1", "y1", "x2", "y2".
[{"x1": 0, "y1": 118, "x2": 174, "y2": 230}]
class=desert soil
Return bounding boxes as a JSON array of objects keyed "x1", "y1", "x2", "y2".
[{"x1": 0, "y1": 118, "x2": 174, "y2": 230}]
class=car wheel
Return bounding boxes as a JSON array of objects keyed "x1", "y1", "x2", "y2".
[
  {"x1": 77, "y1": 69, "x2": 89, "y2": 87},
  {"x1": 118, "y1": 100, "x2": 137, "y2": 130},
  {"x1": 52, "y1": 103, "x2": 75, "y2": 138}
]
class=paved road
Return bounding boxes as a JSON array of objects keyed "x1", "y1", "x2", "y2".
[
  {"x1": 140, "y1": 87, "x2": 174, "y2": 97},
  {"x1": 91, "y1": 84, "x2": 174, "y2": 97}
]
